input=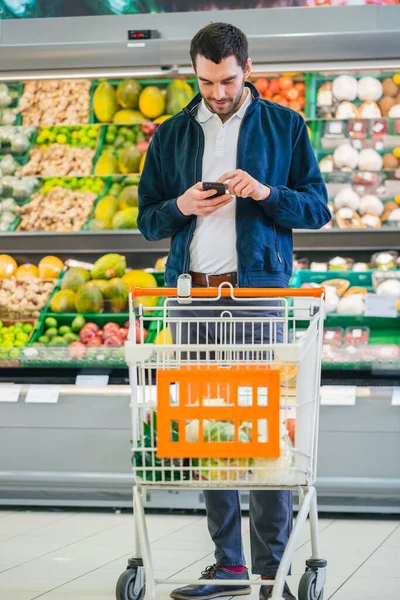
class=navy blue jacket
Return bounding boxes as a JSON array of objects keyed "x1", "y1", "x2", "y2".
[{"x1": 138, "y1": 82, "x2": 330, "y2": 287}]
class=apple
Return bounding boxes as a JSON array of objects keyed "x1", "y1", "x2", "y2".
[
  {"x1": 124, "y1": 321, "x2": 130, "y2": 329},
  {"x1": 286, "y1": 88, "x2": 300, "y2": 101},
  {"x1": 137, "y1": 140, "x2": 150, "y2": 154},
  {"x1": 82, "y1": 322, "x2": 99, "y2": 333},
  {"x1": 80, "y1": 328, "x2": 97, "y2": 343},
  {"x1": 141, "y1": 122, "x2": 157, "y2": 135},
  {"x1": 117, "y1": 328, "x2": 128, "y2": 341},
  {"x1": 86, "y1": 336, "x2": 103, "y2": 346},
  {"x1": 103, "y1": 322, "x2": 120, "y2": 335},
  {"x1": 268, "y1": 79, "x2": 280, "y2": 95},
  {"x1": 279, "y1": 76, "x2": 294, "y2": 91},
  {"x1": 68, "y1": 341, "x2": 86, "y2": 359},
  {"x1": 104, "y1": 335, "x2": 123, "y2": 347}
]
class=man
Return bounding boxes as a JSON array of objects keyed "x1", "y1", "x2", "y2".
[{"x1": 138, "y1": 22, "x2": 329, "y2": 600}]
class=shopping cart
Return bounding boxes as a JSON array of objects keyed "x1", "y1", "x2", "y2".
[{"x1": 117, "y1": 277, "x2": 327, "y2": 600}]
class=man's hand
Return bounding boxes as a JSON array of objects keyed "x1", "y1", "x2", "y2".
[
  {"x1": 177, "y1": 182, "x2": 234, "y2": 217},
  {"x1": 218, "y1": 170, "x2": 271, "y2": 201}
]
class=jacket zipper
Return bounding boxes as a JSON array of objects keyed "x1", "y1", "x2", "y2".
[
  {"x1": 272, "y1": 222, "x2": 283, "y2": 263},
  {"x1": 183, "y1": 115, "x2": 203, "y2": 273}
]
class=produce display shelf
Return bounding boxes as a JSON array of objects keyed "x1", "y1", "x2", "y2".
[
  {"x1": 306, "y1": 71, "x2": 398, "y2": 120},
  {"x1": 290, "y1": 268, "x2": 375, "y2": 288},
  {"x1": 89, "y1": 77, "x2": 199, "y2": 124}
]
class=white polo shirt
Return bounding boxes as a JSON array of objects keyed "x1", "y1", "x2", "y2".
[{"x1": 189, "y1": 89, "x2": 252, "y2": 275}]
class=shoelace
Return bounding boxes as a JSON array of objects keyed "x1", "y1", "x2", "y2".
[{"x1": 200, "y1": 565, "x2": 219, "y2": 580}]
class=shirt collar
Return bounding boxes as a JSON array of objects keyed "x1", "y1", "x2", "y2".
[{"x1": 197, "y1": 87, "x2": 252, "y2": 123}]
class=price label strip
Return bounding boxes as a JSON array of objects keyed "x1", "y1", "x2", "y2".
[
  {"x1": 75, "y1": 374, "x2": 109, "y2": 387},
  {"x1": 392, "y1": 388, "x2": 400, "y2": 407},
  {"x1": 365, "y1": 293, "x2": 398, "y2": 319},
  {"x1": 321, "y1": 385, "x2": 357, "y2": 406},
  {"x1": 25, "y1": 385, "x2": 60, "y2": 404},
  {"x1": 0, "y1": 384, "x2": 22, "y2": 403}
]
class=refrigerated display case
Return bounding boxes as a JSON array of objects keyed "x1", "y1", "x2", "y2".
[{"x1": 0, "y1": 5, "x2": 399, "y2": 511}]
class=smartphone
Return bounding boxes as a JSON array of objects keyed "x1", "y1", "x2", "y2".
[{"x1": 202, "y1": 182, "x2": 226, "y2": 198}]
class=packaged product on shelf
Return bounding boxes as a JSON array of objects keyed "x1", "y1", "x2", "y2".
[
  {"x1": 343, "y1": 327, "x2": 370, "y2": 346},
  {"x1": 323, "y1": 327, "x2": 344, "y2": 346}
]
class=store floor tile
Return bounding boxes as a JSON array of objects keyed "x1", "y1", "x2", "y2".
[{"x1": 0, "y1": 509, "x2": 398, "y2": 600}]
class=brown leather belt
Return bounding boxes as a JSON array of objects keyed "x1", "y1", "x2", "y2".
[{"x1": 189, "y1": 271, "x2": 238, "y2": 287}]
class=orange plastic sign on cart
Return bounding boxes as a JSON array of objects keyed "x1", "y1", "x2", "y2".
[{"x1": 156, "y1": 365, "x2": 281, "y2": 460}]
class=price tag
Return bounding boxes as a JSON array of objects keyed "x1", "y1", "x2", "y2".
[
  {"x1": 25, "y1": 385, "x2": 60, "y2": 404},
  {"x1": 391, "y1": 387, "x2": 400, "y2": 406},
  {"x1": 365, "y1": 294, "x2": 398, "y2": 318},
  {"x1": 75, "y1": 374, "x2": 109, "y2": 387},
  {"x1": 321, "y1": 386, "x2": 357, "y2": 406},
  {"x1": 0, "y1": 384, "x2": 22, "y2": 403}
]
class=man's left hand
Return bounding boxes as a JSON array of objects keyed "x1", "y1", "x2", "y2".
[{"x1": 218, "y1": 170, "x2": 271, "y2": 201}]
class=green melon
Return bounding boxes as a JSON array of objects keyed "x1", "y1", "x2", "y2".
[
  {"x1": 112, "y1": 207, "x2": 138, "y2": 230},
  {"x1": 116, "y1": 79, "x2": 142, "y2": 109},
  {"x1": 75, "y1": 282, "x2": 104, "y2": 314},
  {"x1": 103, "y1": 278, "x2": 129, "y2": 313},
  {"x1": 166, "y1": 80, "x2": 194, "y2": 115},
  {"x1": 61, "y1": 268, "x2": 90, "y2": 292}
]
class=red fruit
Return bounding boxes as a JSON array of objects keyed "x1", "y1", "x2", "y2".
[
  {"x1": 278, "y1": 98, "x2": 289, "y2": 107},
  {"x1": 288, "y1": 100, "x2": 302, "y2": 112},
  {"x1": 87, "y1": 336, "x2": 103, "y2": 346},
  {"x1": 137, "y1": 140, "x2": 150, "y2": 154},
  {"x1": 104, "y1": 335, "x2": 123, "y2": 347},
  {"x1": 286, "y1": 88, "x2": 300, "y2": 101},
  {"x1": 285, "y1": 418, "x2": 296, "y2": 445},
  {"x1": 97, "y1": 329, "x2": 104, "y2": 338},
  {"x1": 80, "y1": 329, "x2": 96, "y2": 344},
  {"x1": 254, "y1": 78, "x2": 269, "y2": 95},
  {"x1": 295, "y1": 82, "x2": 305, "y2": 94},
  {"x1": 117, "y1": 328, "x2": 129, "y2": 341},
  {"x1": 124, "y1": 321, "x2": 130, "y2": 329},
  {"x1": 103, "y1": 322, "x2": 120, "y2": 335},
  {"x1": 141, "y1": 122, "x2": 157, "y2": 135},
  {"x1": 82, "y1": 322, "x2": 99, "y2": 333},
  {"x1": 279, "y1": 76, "x2": 294, "y2": 91},
  {"x1": 68, "y1": 341, "x2": 86, "y2": 360},
  {"x1": 268, "y1": 79, "x2": 280, "y2": 94}
]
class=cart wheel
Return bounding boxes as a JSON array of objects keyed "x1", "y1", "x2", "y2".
[
  {"x1": 298, "y1": 570, "x2": 324, "y2": 600},
  {"x1": 116, "y1": 567, "x2": 146, "y2": 600}
]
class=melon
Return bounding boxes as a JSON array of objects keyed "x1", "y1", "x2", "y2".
[
  {"x1": 112, "y1": 207, "x2": 138, "y2": 230},
  {"x1": 91, "y1": 254, "x2": 127, "y2": 280},
  {"x1": 139, "y1": 86, "x2": 166, "y2": 119},
  {"x1": 113, "y1": 109, "x2": 146, "y2": 124},
  {"x1": 75, "y1": 282, "x2": 104, "y2": 314},
  {"x1": 116, "y1": 79, "x2": 142, "y2": 109},
  {"x1": 166, "y1": 80, "x2": 194, "y2": 115},
  {"x1": 118, "y1": 185, "x2": 138, "y2": 209},
  {"x1": 61, "y1": 267, "x2": 90, "y2": 292},
  {"x1": 118, "y1": 146, "x2": 141, "y2": 174},
  {"x1": 93, "y1": 82, "x2": 118, "y2": 123},
  {"x1": 94, "y1": 195, "x2": 119, "y2": 225},
  {"x1": 103, "y1": 278, "x2": 129, "y2": 313},
  {"x1": 50, "y1": 290, "x2": 76, "y2": 313}
]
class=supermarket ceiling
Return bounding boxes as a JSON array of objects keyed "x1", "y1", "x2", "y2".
[{"x1": 0, "y1": 5, "x2": 399, "y2": 76}]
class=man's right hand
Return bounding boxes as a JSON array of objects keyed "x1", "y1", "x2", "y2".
[{"x1": 177, "y1": 182, "x2": 234, "y2": 217}]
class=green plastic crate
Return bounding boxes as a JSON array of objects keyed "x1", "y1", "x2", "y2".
[
  {"x1": 290, "y1": 269, "x2": 374, "y2": 289},
  {"x1": 307, "y1": 71, "x2": 398, "y2": 120},
  {"x1": 89, "y1": 77, "x2": 199, "y2": 124}
]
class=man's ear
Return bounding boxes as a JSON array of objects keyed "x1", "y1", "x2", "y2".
[{"x1": 244, "y1": 58, "x2": 252, "y2": 80}]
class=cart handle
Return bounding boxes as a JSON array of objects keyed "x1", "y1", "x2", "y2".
[{"x1": 130, "y1": 286, "x2": 325, "y2": 299}]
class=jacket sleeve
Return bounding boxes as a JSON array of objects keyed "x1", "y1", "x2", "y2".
[
  {"x1": 258, "y1": 113, "x2": 330, "y2": 230},
  {"x1": 137, "y1": 129, "x2": 192, "y2": 241}
]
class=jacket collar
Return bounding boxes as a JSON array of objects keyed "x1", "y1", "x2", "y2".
[{"x1": 184, "y1": 81, "x2": 260, "y2": 120}]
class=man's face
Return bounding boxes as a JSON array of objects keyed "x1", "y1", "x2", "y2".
[{"x1": 194, "y1": 55, "x2": 252, "y2": 119}]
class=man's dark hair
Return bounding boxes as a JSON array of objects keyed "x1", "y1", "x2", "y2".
[{"x1": 190, "y1": 23, "x2": 248, "y2": 71}]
